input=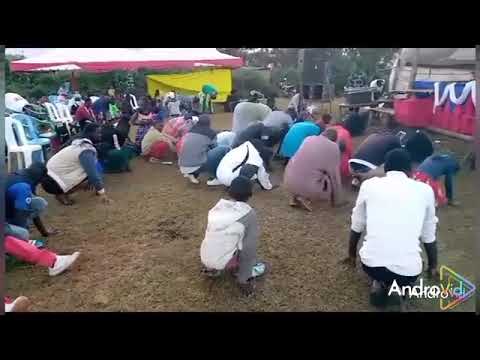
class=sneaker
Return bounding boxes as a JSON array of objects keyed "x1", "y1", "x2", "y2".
[
  {"x1": 149, "y1": 157, "x2": 161, "y2": 164},
  {"x1": 186, "y1": 174, "x2": 200, "y2": 184},
  {"x1": 251, "y1": 262, "x2": 268, "y2": 278},
  {"x1": 28, "y1": 240, "x2": 45, "y2": 249},
  {"x1": 49, "y1": 252, "x2": 80, "y2": 276},
  {"x1": 201, "y1": 267, "x2": 222, "y2": 278},
  {"x1": 5, "y1": 296, "x2": 31, "y2": 312},
  {"x1": 207, "y1": 178, "x2": 222, "y2": 186}
]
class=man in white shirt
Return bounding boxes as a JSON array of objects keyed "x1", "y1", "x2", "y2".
[{"x1": 342, "y1": 149, "x2": 438, "y2": 309}]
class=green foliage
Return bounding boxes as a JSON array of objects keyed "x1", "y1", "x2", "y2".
[{"x1": 232, "y1": 68, "x2": 278, "y2": 99}]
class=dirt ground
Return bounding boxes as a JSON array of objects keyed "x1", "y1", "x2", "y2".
[{"x1": 6, "y1": 101, "x2": 476, "y2": 312}]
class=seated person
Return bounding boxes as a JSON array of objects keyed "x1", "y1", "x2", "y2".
[
  {"x1": 279, "y1": 110, "x2": 324, "y2": 163},
  {"x1": 141, "y1": 118, "x2": 177, "y2": 163},
  {"x1": 129, "y1": 106, "x2": 154, "y2": 150},
  {"x1": 413, "y1": 153, "x2": 460, "y2": 207},
  {"x1": 73, "y1": 97, "x2": 96, "y2": 131},
  {"x1": 92, "y1": 95, "x2": 114, "y2": 123},
  {"x1": 349, "y1": 133, "x2": 402, "y2": 186},
  {"x1": 5, "y1": 235, "x2": 80, "y2": 277},
  {"x1": 5, "y1": 163, "x2": 59, "y2": 240},
  {"x1": 328, "y1": 123, "x2": 354, "y2": 178},
  {"x1": 178, "y1": 115, "x2": 217, "y2": 184},
  {"x1": 200, "y1": 176, "x2": 267, "y2": 296},
  {"x1": 41, "y1": 124, "x2": 111, "y2": 205},
  {"x1": 231, "y1": 101, "x2": 272, "y2": 134},
  {"x1": 284, "y1": 129, "x2": 345, "y2": 211},
  {"x1": 211, "y1": 141, "x2": 273, "y2": 190},
  {"x1": 343, "y1": 149, "x2": 438, "y2": 310}
]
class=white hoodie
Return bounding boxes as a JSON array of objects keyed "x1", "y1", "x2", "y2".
[{"x1": 200, "y1": 199, "x2": 253, "y2": 270}]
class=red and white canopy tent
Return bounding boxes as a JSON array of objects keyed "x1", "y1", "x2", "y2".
[{"x1": 10, "y1": 48, "x2": 244, "y2": 73}]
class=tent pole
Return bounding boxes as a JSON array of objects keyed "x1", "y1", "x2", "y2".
[{"x1": 408, "y1": 48, "x2": 419, "y2": 89}]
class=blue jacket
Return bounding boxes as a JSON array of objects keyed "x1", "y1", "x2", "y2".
[{"x1": 280, "y1": 122, "x2": 322, "y2": 158}]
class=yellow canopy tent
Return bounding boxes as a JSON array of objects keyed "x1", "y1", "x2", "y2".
[{"x1": 146, "y1": 68, "x2": 232, "y2": 102}]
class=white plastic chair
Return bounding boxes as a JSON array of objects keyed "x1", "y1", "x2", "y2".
[
  {"x1": 56, "y1": 103, "x2": 75, "y2": 124},
  {"x1": 5, "y1": 116, "x2": 43, "y2": 172},
  {"x1": 129, "y1": 94, "x2": 139, "y2": 110},
  {"x1": 44, "y1": 102, "x2": 72, "y2": 135}
]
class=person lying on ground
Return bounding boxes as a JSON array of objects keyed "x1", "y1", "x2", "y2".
[
  {"x1": 279, "y1": 108, "x2": 324, "y2": 164},
  {"x1": 141, "y1": 118, "x2": 177, "y2": 163},
  {"x1": 328, "y1": 122, "x2": 354, "y2": 178},
  {"x1": 342, "y1": 149, "x2": 438, "y2": 311},
  {"x1": 349, "y1": 133, "x2": 402, "y2": 187},
  {"x1": 231, "y1": 101, "x2": 272, "y2": 134},
  {"x1": 41, "y1": 124, "x2": 111, "y2": 205},
  {"x1": 5, "y1": 235, "x2": 81, "y2": 277},
  {"x1": 210, "y1": 140, "x2": 273, "y2": 190},
  {"x1": 97, "y1": 118, "x2": 133, "y2": 173},
  {"x1": 284, "y1": 128, "x2": 346, "y2": 211},
  {"x1": 413, "y1": 153, "x2": 460, "y2": 207},
  {"x1": 73, "y1": 97, "x2": 96, "y2": 131},
  {"x1": 200, "y1": 176, "x2": 268, "y2": 297},
  {"x1": 178, "y1": 114, "x2": 217, "y2": 184},
  {"x1": 129, "y1": 105, "x2": 154, "y2": 150},
  {"x1": 5, "y1": 163, "x2": 60, "y2": 240}
]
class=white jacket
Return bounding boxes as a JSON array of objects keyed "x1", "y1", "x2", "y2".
[
  {"x1": 216, "y1": 141, "x2": 273, "y2": 189},
  {"x1": 200, "y1": 199, "x2": 252, "y2": 270},
  {"x1": 47, "y1": 139, "x2": 97, "y2": 192}
]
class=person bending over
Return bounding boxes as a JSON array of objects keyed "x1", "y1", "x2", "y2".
[
  {"x1": 200, "y1": 176, "x2": 268, "y2": 297},
  {"x1": 41, "y1": 124, "x2": 111, "y2": 205},
  {"x1": 211, "y1": 141, "x2": 273, "y2": 190},
  {"x1": 284, "y1": 128, "x2": 345, "y2": 211},
  {"x1": 5, "y1": 163, "x2": 59, "y2": 240},
  {"x1": 414, "y1": 153, "x2": 460, "y2": 207},
  {"x1": 231, "y1": 101, "x2": 272, "y2": 134},
  {"x1": 342, "y1": 149, "x2": 438, "y2": 311},
  {"x1": 178, "y1": 114, "x2": 217, "y2": 184}
]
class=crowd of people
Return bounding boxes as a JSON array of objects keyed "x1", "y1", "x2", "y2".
[{"x1": 4, "y1": 85, "x2": 463, "y2": 311}]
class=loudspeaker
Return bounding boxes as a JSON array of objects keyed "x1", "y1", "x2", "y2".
[{"x1": 299, "y1": 49, "x2": 328, "y2": 85}]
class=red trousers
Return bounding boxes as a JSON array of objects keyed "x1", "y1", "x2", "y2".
[
  {"x1": 148, "y1": 141, "x2": 170, "y2": 159},
  {"x1": 5, "y1": 236, "x2": 56, "y2": 268}
]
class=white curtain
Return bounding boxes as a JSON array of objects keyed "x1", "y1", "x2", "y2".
[{"x1": 434, "y1": 80, "x2": 476, "y2": 112}]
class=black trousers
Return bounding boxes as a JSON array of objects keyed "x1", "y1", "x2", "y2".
[{"x1": 362, "y1": 263, "x2": 418, "y2": 287}]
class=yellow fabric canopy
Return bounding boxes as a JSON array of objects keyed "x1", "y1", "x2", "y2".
[{"x1": 146, "y1": 68, "x2": 232, "y2": 102}]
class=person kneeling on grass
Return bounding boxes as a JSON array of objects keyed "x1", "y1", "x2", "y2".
[
  {"x1": 5, "y1": 235, "x2": 80, "y2": 277},
  {"x1": 141, "y1": 118, "x2": 177, "y2": 163},
  {"x1": 200, "y1": 176, "x2": 268, "y2": 297},
  {"x1": 209, "y1": 140, "x2": 273, "y2": 190},
  {"x1": 413, "y1": 153, "x2": 460, "y2": 207},
  {"x1": 5, "y1": 162, "x2": 60, "y2": 241},
  {"x1": 284, "y1": 128, "x2": 346, "y2": 211},
  {"x1": 342, "y1": 149, "x2": 438, "y2": 311},
  {"x1": 178, "y1": 114, "x2": 217, "y2": 184},
  {"x1": 41, "y1": 123, "x2": 111, "y2": 205}
]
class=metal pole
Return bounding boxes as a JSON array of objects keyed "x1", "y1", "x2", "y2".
[{"x1": 298, "y1": 48, "x2": 304, "y2": 114}]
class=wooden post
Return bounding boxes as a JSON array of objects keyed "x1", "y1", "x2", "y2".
[
  {"x1": 298, "y1": 48, "x2": 305, "y2": 114},
  {"x1": 408, "y1": 48, "x2": 419, "y2": 89}
]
